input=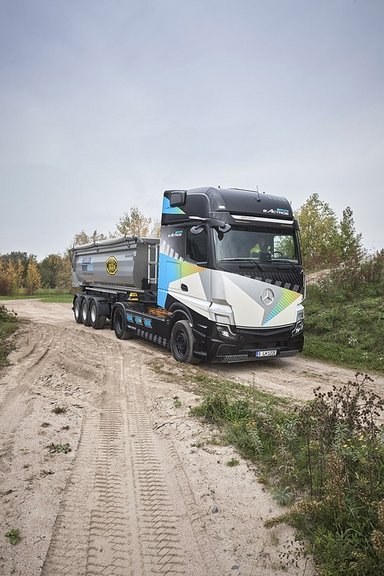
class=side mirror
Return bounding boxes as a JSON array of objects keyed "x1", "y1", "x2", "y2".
[
  {"x1": 168, "y1": 190, "x2": 187, "y2": 207},
  {"x1": 217, "y1": 222, "x2": 231, "y2": 233},
  {"x1": 190, "y1": 225, "x2": 205, "y2": 235}
]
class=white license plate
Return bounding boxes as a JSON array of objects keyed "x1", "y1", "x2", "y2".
[{"x1": 256, "y1": 350, "x2": 277, "y2": 358}]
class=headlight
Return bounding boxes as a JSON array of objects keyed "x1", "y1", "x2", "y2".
[{"x1": 217, "y1": 324, "x2": 237, "y2": 340}]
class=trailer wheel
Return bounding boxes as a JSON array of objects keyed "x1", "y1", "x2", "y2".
[
  {"x1": 90, "y1": 299, "x2": 106, "y2": 330},
  {"x1": 81, "y1": 298, "x2": 92, "y2": 327},
  {"x1": 73, "y1": 296, "x2": 83, "y2": 324},
  {"x1": 170, "y1": 320, "x2": 200, "y2": 364},
  {"x1": 113, "y1": 307, "x2": 133, "y2": 340}
]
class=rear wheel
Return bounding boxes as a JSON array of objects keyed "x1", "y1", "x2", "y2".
[
  {"x1": 81, "y1": 298, "x2": 92, "y2": 327},
  {"x1": 90, "y1": 299, "x2": 106, "y2": 330},
  {"x1": 73, "y1": 296, "x2": 83, "y2": 324},
  {"x1": 170, "y1": 320, "x2": 200, "y2": 364},
  {"x1": 113, "y1": 307, "x2": 133, "y2": 340}
]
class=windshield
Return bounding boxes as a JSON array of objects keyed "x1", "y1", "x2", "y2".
[{"x1": 214, "y1": 227, "x2": 300, "y2": 264}]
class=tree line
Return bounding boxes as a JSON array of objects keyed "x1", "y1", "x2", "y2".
[{"x1": 0, "y1": 197, "x2": 378, "y2": 295}]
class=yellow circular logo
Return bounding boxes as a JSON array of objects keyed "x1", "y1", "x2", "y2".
[{"x1": 106, "y1": 256, "x2": 118, "y2": 275}]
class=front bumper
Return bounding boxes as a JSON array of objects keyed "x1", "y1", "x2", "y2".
[{"x1": 207, "y1": 324, "x2": 304, "y2": 363}]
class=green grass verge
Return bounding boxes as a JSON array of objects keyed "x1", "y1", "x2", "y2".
[
  {"x1": 0, "y1": 290, "x2": 73, "y2": 303},
  {"x1": 0, "y1": 305, "x2": 19, "y2": 368},
  {"x1": 189, "y1": 372, "x2": 384, "y2": 575},
  {"x1": 304, "y1": 287, "x2": 384, "y2": 375}
]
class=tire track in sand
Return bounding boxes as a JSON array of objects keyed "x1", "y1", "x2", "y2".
[
  {"x1": 42, "y1": 336, "x2": 222, "y2": 575},
  {"x1": 42, "y1": 342, "x2": 135, "y2": 576}
]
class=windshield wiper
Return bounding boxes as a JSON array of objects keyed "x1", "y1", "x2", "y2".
[
  {"x1": 219, "y1": 258, "x2": 265, "y2": 272},
  {"x1": 274, "y1": 259, "x2": 299, "y2": 271}
]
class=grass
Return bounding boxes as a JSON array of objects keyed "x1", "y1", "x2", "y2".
[
  {"x1": 5, "y1": 529, "x2": 21, "y2": 545},
  {"x1": 52, "y1": 405, "x2": 68, "y2": 414},
  {"x1": 0, "y1": 289, "x2": 73, "y2": 303},
  {"x1": 190, "y1": 372, "x2": 384, "y2": 576},
  {"x1": 304, "y1": 287, "x2": 384, "y2": 374},
  {"x1": 47, "y1": 442, "x2": 71, "y2": 454},
  {"x1": 0, "y1": 304, "x2": 19, "y2": 368}
]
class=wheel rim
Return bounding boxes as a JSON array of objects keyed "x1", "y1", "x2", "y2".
[
  {"x1": 90, "y1": 304, "x2": 97, "y2": 323},
  {"x1": 74, "y1": 300, "x2": 81, "y2": 319},
  {"x1": 82, "y1": 302, "x2": 88, "y2": 322},
  {"x1": 174, "y1": 329, "x2": 187, "y2": 357}
]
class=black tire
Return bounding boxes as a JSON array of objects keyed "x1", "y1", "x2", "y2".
[
  {"x1": 113, "y1": 307, "x2": 133, "y2": 340},
  {"x1": 170, "y1": 319, "x2": 200, "y2": 364},
  {"x1": 73, "y1": 296, "x2": 83, "y2": 324},
  {"x1": 90, "y1": 299, "x2": 106, "y2": 330},
  {"x1": 81, "y1": 298, "x2": 92, "y2": 327}
]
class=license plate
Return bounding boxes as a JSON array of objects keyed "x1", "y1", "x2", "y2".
[{"x1": 256, "y1": 350, "x2": 277, "y2": 358}]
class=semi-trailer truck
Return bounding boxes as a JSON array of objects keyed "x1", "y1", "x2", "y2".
[{"x1": 72, "y1": 187, "x2": 305, "y2": 364}]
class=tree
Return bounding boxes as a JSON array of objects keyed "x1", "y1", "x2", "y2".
[
  {"x1": 40, "y1": 254, "x2": 65, "y2": 288},
  {"x1": 0, "y1": 257, "x2": 12, "y2": 296},
  {"x1": 25, "y1": 260, "x2": 41, "y2": 294},
  {"x1": 296, "y1": 193, "x2": 341, "y2": 270},
  {"x1": 115, "y1": 206, "x2": 152, "y2": 237},
  {"x1": 72, "y1": 230, "x2": 107, "y2": 247},
  {"x1": 5, "y1": 261, "x2": 18, "y2": 294},
  {"x1": 339, "y1": 206, "x2": 364, "y2": 263},
  {"x1": 56, "y1": 254, "x2": 72, "y2": 290}
]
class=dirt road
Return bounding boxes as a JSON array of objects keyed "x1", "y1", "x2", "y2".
[{"x1": 1, "y1": 300, "x2": 382, "y2": 576}]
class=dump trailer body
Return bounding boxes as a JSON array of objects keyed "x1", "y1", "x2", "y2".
[{"x1": 72, "y1": 236, "x2": 159, "y2": 291}]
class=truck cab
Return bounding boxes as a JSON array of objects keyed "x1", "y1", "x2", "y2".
[{"x1": 159, "y1": 187, "x2": 305, "y2": 362}]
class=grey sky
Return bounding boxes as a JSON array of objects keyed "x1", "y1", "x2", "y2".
[{"x1": 0, "y1": 0, "x2": 383, "y2": 260}]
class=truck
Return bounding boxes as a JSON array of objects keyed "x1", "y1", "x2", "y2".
[{"x1": 71, "y1": 186, "x2": 305, "y2": 364}]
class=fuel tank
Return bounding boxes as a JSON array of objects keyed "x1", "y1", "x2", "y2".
[{"x1": 71, "y1": 236, "x2": 159, "y2": 290}]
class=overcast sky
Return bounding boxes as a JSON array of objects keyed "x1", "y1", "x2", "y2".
[{"x1": 0, "y1": 0, "x2": 383, "y2": 260}]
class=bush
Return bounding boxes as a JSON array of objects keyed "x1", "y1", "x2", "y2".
[
  {"x1": 312, "y1": 250, "x2": 384, "y2": 303},
  {"x1": 0, "y1": 304, "x2": 18, "y2": 367}
]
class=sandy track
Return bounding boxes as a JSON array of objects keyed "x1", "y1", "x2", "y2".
[{"x1": 2, "y1": 299, "x2": 382, "y2": 576}]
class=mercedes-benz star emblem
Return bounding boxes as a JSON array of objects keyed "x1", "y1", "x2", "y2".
[{"x1": 260, "y1": 287, "x2": 274, "y2": 306}]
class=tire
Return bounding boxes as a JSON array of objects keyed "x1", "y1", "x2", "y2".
[
  {"x1": 170, "y1": 319, "x2": 200, "y2": 364},
  {"x1": 113, "y1": 307, "x2": 133, "y2": 340},
  {"x1": 81, "y1": 298, "x2": 92, "y2": 327},
  {"x1": 90, "y1": 299, "x2": 106, "y2": 330},
  {"x1": 73, "y1": 296, "x2": 83, "y2": 324}
]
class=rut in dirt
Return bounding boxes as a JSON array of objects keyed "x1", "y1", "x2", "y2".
[{"x1": 41, "y1": 337, "x2": 222, "y2": 576}]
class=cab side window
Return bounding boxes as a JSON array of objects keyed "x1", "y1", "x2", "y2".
[{"x1": 187, "y1": 228, "x2": 208, "y2": 263}]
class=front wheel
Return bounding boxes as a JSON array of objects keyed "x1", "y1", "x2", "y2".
[{"x1": 170, "y1": 320, "x2": 200, "y2": 364}]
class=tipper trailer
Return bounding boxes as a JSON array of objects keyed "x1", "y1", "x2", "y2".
[{"x1": 72, "y1": 187, "x2": 305, "y2": 364}]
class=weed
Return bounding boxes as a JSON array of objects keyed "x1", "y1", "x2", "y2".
[
  {"x1": 173, "y1": 396, "x2": 182, "y2": 408},
  {"x1": 272, "y1": 486, "x2": 295, "y2": 507},
  {"x1": 47, "y1": 442, "x2": 71, "y2": 454},
  {"x1": 226, "y1": 457, "x2": 240, "y2": 467},
  {"x1": 52, "y1": 406, "x2": 67, "y2": 414},
  {"x1": 191, "y1": 441, "x2": 204, "y2": 448},
  {"x1": 5, "y1": 529, "x2": 21, "y2": 545}
]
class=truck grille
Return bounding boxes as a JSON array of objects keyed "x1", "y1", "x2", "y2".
[{"x1": 246, "y1": 270, "x2": 304, "y2": 294}]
